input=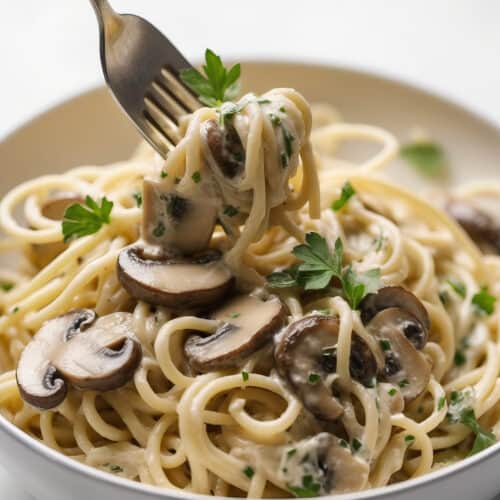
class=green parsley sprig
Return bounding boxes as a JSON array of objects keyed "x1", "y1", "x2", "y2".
[
  {"x1": 180, "y1": 49, "x2": 240, "y2": 107},
  {"x1": 400, "y1": 141, "x2": 447, "y2": 178},
  {"x1": 62, "y1": 196, "x2": 113, "y2": 243},
  {"x1": 472, "y1": 286, "x2": 496, "y2": 316},
  {"x1": 331, "y1": 181, "x2": 356, "y2": 211},
  {"x1": 266, "y1": 232, "x2": 381, "y2": 309},
  {"x1": 447, "y1": 390, "x2": 496, "y2": 456}
]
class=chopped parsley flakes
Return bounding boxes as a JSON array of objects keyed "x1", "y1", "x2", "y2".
[
  {"x1": 472, "y1": 286, "x2": 496, "y2": 316},
  {"x1": 243, "y1": 466, "x2": 255, "y2": 479},
  {"x1": 331, "y1": 181, "x2": 356, "y2": 212},
  {"x1": 288, "y1": 475, "x2": 321, "y2": 498}
]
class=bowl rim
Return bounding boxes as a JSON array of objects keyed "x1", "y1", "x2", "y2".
[{"x1": 1, "y1": 58, "x2": 500, "y2": 499}]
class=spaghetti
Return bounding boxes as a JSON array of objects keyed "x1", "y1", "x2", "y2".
[{"x1": 0, "y1": 83, "x2": 498, "y2": 498}]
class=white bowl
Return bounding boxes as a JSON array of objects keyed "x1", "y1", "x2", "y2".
[{"x1": 0, "y1": 61, "x2": 500, "y2": 500}]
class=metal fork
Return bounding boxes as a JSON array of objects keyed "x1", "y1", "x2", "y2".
[{"x1": 89, "y1": 0, "x2": 201, "y2": 157}]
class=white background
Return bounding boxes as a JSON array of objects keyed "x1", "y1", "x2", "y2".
[{"x1": 1, "y1": 1, "x2": 500, "y2": 498}]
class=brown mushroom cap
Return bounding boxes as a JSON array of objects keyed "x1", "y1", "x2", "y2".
[
  {"x1": 366, "y1": 307, "x2": 431, "y2": 400},
  {"x1": 203, "y1": 119, "x2": 245, "y2": 179},
  {"x1": 317, "y1": 433, "x2": 369, "y2": 493},
  {"x1": 282, "y1": 433, "x2": 369, "y2": 495},
  {"x1": 446, "y1": 199, "x2": 500, "y2": 254},
  {"x1": 359, "y1": 286, "x2": 430, "y2": 348},
  {"x1": 117, "y1": 245, "x2": 234, "y2": 310},
  {"x1": 142, "y1": 178, "x2": 218, "y2": 255},
  {"x1": 274, "y1": 315, "x2": 378, "y2": 420},
  {"x1": 54, "y1": 312, "x2": 142, "y2": 391},
  {"x1": 184, "y1": 294, "x2": 287, "y2": 371},
  {"x1": 16, "y1": 309, "x2": 142, "y2": 410}
]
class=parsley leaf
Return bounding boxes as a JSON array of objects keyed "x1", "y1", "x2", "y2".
[
  {"x1": 447, "y1": 278, "x2": 466, "y2": 299},
  {"x1": 243, "y1": 466, "x2": 254, "y2": 478},
  {"x1": 400, "y1": 141, "x2": 447, "y2": 178},
  {"x1": 180, "y1": 49, "x2": 240, "y2": 107},
  {"x1": 132, "y1": 192, "x2": 142, "y2": 208},
  {"x1": 241, "y1": 371, "x2": 249, "y2": 382},
  {"x1": 62, "y1": 196, "x2": 113, "y2": 243},
  {"x1": 288, "y1": 475, "x2": 321, "y2": 498},
  {"x1": 0, "y1": 282, "x2": 14, "y2": 292},
  {"x1": 447, "y1": 390, "x2": 496, "y2": 456},
  {"x1": 267, "y1": 233, "x2": 380, "y2": 309},
  {"x1": 472, "y1": 286, "x2": 496, "y2": 315},
  {"x1": 332, "y1": 181, "x2": 356, "y2": 211}
]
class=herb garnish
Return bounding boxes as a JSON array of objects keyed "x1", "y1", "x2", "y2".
[
  {"x1": 243, "y1": 466, "x2": 255, "y2": 479},
  {"x1": 241, "y1": 371, "x2": 249, "y2": 382},
  {"x1": 374, "y1": 232, "x2": 386, "y2": 252},
  {"x1": 447, "y1": 390, "x2": 496, "y2": 456},
  {"x1": 180, "y1": 49, "x2": 240, "y2": 107},
  {"x1": 0, "y1": 282, "x2": 14, "y2": 292},
  {"x1": 191, "y1": 171, "x2": 202, "y2": 183},
  {"x1": 62, "y1": 196, "x2": 113, "y2": 243},
  {"x1": 223, "y1": 205, "x2": 239, "y2": 217},
  {"x1": 438, "y1": 396, "x2": 446, "y2": 411},
  {"x1": 108, "y1": 464, "x2": 123, "y2": 473},
  {"x1": 400, "y1": 141, "x2": 447, "y2": 178},
  {"x1": 288, "y1": 475, "x2": 321, "y2": 498},
  {"x1": 399, "y1": 379, "x2": 410, "y2": 388},
  {"x1": 281, "y1": 126, "x2": 295, "y2": 167},
  {"x1": 447, "y1": 278, "x2": 466, "y2": 299},
  {"x1": 160, "y1": 170, "x2": 168, "y2": 178},
  {"x1": 153, "y1": 221, "x2": 166, "y2": 238},
  {"x1": 269, "y1": 113, "x2": 282, "y2": 126},
  {"x1": 352, "y1": 438, "x2": 362, "y2": 452},
  {"x1": 388, "y1": 388, "x2": 397, "y2": 397},
  {"x1": 379, "y1": 339, "x2": 391, "y2": 352},
  {"x1": 132, "y1": 192, "x2": 142, "y2": 208},
  {"x1": 331, "y1": 181, "x2": 356, "y2": 212},
  {"x1": 287, "y1": 448, "x2": 297, "y2": 459},
  {"x1": 229, "y1": 312, "x2": 241, "y2": 318},
  {"x1": 454, "y1": 350, "x2": 466, "y2": 366},
  {"x1": 472, "y1": 286, "x2": 496, "y2": 315},
  {"x1": 308, "y1": 373, "x2": 321, "y2": 384},
  {"x1": 12, "y1": 306, "x2": 19, "y2": 314},
  {"x1": 404, "y1": 435, "x2": 415, "y2": 444},
  {"x1": 266, "y1": 233, "x2": 381, "y2": 310}
]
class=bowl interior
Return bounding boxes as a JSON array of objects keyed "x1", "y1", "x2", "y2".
[{"x1": 1, "y1": 61, "x2": 500, "y2": 500}]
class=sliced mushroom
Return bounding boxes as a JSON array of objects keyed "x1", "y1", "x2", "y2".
[
  {"x1": 117, "y1": 245, "x2": 233, "y2": 310},
  {"x1": 16, "y1": 309, "x2": 142, "y2": 410},
  {"x1": 445, "y1": 199, "x2": 500, "y2": 254},
  {"x1": 359, "y1": 286, "x2": 430, "y2": 349},
  {"x1": 281, "y1": 433, "x2": 369, "y2": 494},
  {"x1": 366, "y1": 308, "x2": 431, "y2": 400},
  {"x1": 316, "y1": 433, "x2": 369, "y2": 493},
  {"x1": 274, "y1": 315, "x2": 378, "y2": 420},
  {"x1": 184, "y1": 294, "x2": 287, "y2": 371},
  {"x1": 142, "y1": 177, "x2": 218, "y2": 255},
  {"x1": 203, "y1": 119, "x2": 245, "y2": 179},
  {"x1": 32, "y1": 193, "x2": 84, "y2": 268}
]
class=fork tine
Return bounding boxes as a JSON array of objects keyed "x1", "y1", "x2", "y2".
[
  {"x1": 149, "y1": 82, "x2": 189, "y2": 124},
  {"x1": 144, "y1": 96, "x2": 182, "y2": 144},
  {"x1": 160, "y1": 68, "x2": 201, "y2": 113},
  {"x1": 142, "y1": 116, "x2": 175, "y2": 157}
]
